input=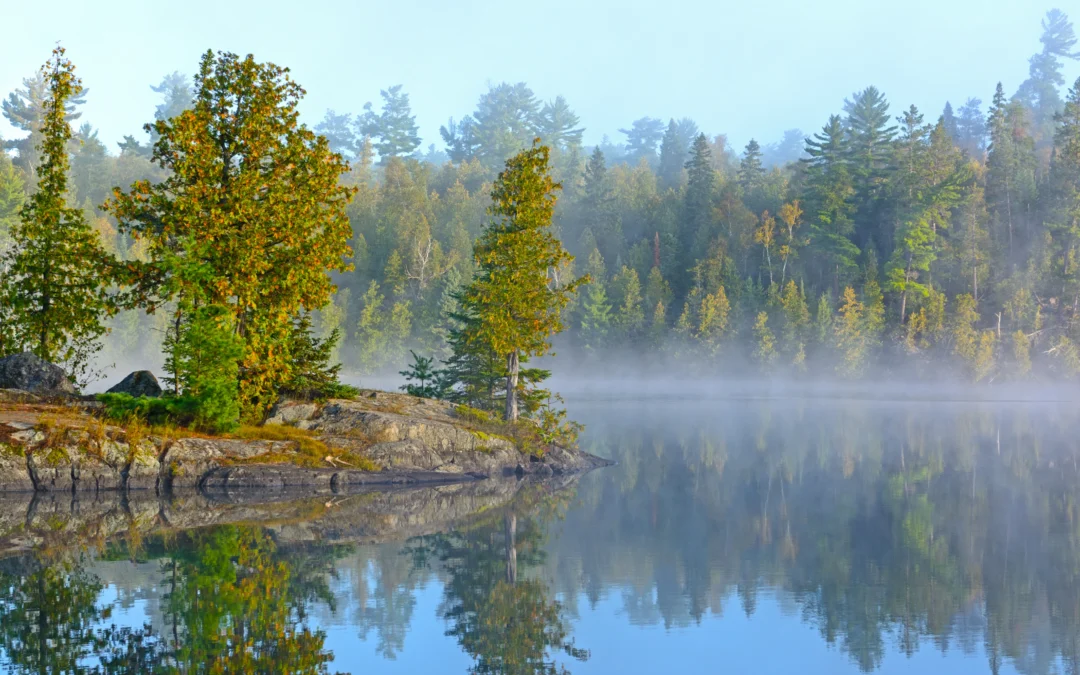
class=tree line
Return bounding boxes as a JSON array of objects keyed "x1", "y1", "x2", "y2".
[
  {"x1": 0, "y1": 46, "x2": 577, "y2": 432},
  {"x1": 2, "y1": 9, "x2": 1080, "y2": 397}
]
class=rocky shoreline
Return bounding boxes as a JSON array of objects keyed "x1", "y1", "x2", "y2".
[
  {"x1": 0, "y1": 472, "x2": 585, "y2": 558},
  {"x1": 0, "y1": 387, "x2": 611, "y2": 496}
]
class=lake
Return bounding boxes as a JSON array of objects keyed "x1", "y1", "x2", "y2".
[{"x1": 0, "y1": 394, "x2": 1077, "y2": 674}]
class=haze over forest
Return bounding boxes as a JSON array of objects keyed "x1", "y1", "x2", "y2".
[{"x1": 2, "y1": 7, "x2": 1080, "y2": 389}]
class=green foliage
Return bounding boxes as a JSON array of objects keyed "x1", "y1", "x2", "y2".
[
  {"x1": 358, "y1": 84, "x2": 421, "y2": 159},
  {"x1": 457, "y1": 141, "x2": 581, "y2": 420},
  {"x1": 355, "y1": 280, "x2": 412, "y2": 374},
  {"x1": 107, "y1": 50, "x2": 354, "y2": 421},
  {"x1": 0, "y1": 47, "x2": 115, "y2": 383},
  {"x1": 400, "y1": 350, "x2": 444, "y2": 398},
  {"x1": 160, "y1": 303, "x2": 243, "y2": 432},
  {"x1": 97, "y1": 391, "x2": 202, "y2": 428},
  {"x1": 278, "y1": 313, "x2": 354, "y2": 401}
]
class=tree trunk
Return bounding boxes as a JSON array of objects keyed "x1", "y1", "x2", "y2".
[
  {"x1": 504, "y1": 350, "x2": 519, "y2": 421},
  {"x1": 505, "y1": 513, "x2": 518, "y2": 584}
]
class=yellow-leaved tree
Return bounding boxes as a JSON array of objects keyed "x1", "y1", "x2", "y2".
[
  {"x1": 457, "y1": 141, "x2": 583, "y2": 421},
  {"x1": 106, "y1": 51, "x2": 354, "y2": 421}
]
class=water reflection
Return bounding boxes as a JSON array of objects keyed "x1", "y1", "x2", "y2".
[{"x1": 1, "y1": 399, "x2": 1079, "y2": 674}]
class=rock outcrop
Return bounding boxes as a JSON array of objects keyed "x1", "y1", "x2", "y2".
[
  {"x1": 106, "y1": 371, "x2": 163, "y2": 398},
  {"x1": 0, "y1": 353, "x2": 76, "y2": 395},
  {"x1": 0, "y1": 388, "x2": 611, "y2": 495},
  {"x1": 271, "y1": 391, "x2": 611, "y2": 478}
]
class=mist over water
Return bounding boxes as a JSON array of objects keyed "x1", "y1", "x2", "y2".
[{"x1": 2, "y1": 392, "x2": 1078, "y2": 673}]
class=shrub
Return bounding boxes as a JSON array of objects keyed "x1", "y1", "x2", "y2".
[{"x1": 278, "y1": 314, "x2": 358, "y2": 401}]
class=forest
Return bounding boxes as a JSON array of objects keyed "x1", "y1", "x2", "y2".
[{"x1": 1, "y1": 8, "x2": 1080, "y2": 416}]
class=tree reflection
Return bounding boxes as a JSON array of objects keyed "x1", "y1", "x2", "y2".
[
  {"x1": 547, "y1": 400, "x2": 1080, "y2": 674},
  {"x1": 0, "y1": 558, "x2": 108, "y2": 673},
  {"x1": 0, "y1": 526, "x2": 346, "y2": 674},
  {"x1": 410, "y1": 511, "x2": 588, "y2": 674}
]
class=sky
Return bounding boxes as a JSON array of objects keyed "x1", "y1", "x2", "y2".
[{"x1": 0, "y1": 0, "x2": 1074, "y2": 154}]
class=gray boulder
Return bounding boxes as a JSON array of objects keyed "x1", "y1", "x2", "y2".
[
  {"x1": 107, "y1": 370, "x2": 163, "y2": 398},
  {"x1": 0, "y1": 352, "x2": 76, "y2": 395}
]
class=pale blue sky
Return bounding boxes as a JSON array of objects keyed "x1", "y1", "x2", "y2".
[{"x1": 0, "y1": 0, "x2": 1073, "y2": 153}]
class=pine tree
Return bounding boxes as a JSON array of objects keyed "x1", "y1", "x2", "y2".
[
  {"x1": 680, "y1": 134, "x2": 715, "y2": 293},
  {"x1": 358, "y1": 85, "x2": 422, "y2": 160},
  {"x1": 148, "y1": 71, "x2": 193, "y2": 145},
  {"x1": 956, "y1": 98, "x2": 987, "y2": 157},
  {"x1": 457, "y1": 142, "x2": 581, "y2": 420},
  {"x1": 2, "y1": 70, "x2": 86, "y2": 177},
  {"x1": 447, "y1": 83, "x2": 543, "y2": 170},
  {"x1": 942, "y1": 101, "x2": 959, "y2": 141},
  {"x1": 611, "y1": 266, "x2": 645, "y2": 343},
  {"x1": 619, "y1": 117, "x2": 665, "y2": 164},
  {"x1": 579, "y1": 279, "x2": 612, "y2": 351},
  {"x1": 537, "y1": 96, "x2": 584, "y2": 153},
  {"x1": 0, "y1": 47, "x2": 114, "y2": 382},
  {"x1": 887, "y1": 119, "x2": 967, "y2": 322},
  {"x1": 315, "y1": 109, "x2": 357, "y2": 158},
  {"x1": 1015, "y1": 10, "x2": 1080, "y2": 149},
  {"x1": 739, "y1": 139, "x2": 765, "y2": 192},
  {"x1": 107, "y1": 50, "x2": 355, "y2": 419},
  {"x1": 1046, "y1": 77, "x2": 1080, "y2": 304},
  {"x1": 804, "y1": 115, "x2": 859, "y2": 289},
  {"x1": 987, "y1": 83, "x2": 1038, "y2": 260},
  {"x1": 814, "y1": 292, "x2": 834, "y2": 347},
  {"x1": 844, "y1": 86, "x2": 897, "y2": 259}
]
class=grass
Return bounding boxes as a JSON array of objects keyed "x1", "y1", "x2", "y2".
[
  {"x1": 453, "y1": 404, "x2": 552, "y2": 458},
  {"x1": 229, "y1": 425, "x2": 379, "y2": 471}
]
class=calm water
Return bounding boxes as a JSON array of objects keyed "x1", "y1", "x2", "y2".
[{"x1": 1, "y1": 396, "x2": 1079, "y2": 674}]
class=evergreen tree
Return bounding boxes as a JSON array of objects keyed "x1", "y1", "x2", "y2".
[
  {"x1": 987, "y1": 83, "x2": 1038, "y2": 259},
  {"x1": 358, "y1": 84, "x2": 422, "y2": 160},
  {"x1": 579, "y1": 278, "x2": 612, "y2": 351},
  {"x1": 1045, "y1": 76, "x2": 1080, "y2": 303},
  {"x1": 941, "y1": 101, "x2": 959, "y2": 142},
  {"x1": 149, "y1": 71, "x2": 193, "y2": 143},
  {"x1": 2, "y1": 70, "x2": 86, "y2": 177},
  {"x1": 444, "y1": 83, "x2": 542, "y2": 170},
  {"x1": 658, "y1": 118, "x2": 685, "y2": 188},
  {"x1": 887, "y1": 119, "x2": 967, "y2": 322},
  {"x1": 0, "y1": 46, "x2": 114, "y2": 381},
  {"x1": 956, "y1": 98, "x2": 987, "y2": 157},
  {"x1": 107, "y1": 50, "x2": 355, "y2": 419},
  {"x1": 803, "y1": 115, "x2": 859, "y2": 289},
  {"x1": 537, "y1": 95, "x2": 584, "y2": 153},
  {"x1": 315, "y1": 109, "x2": 357, "y2": 158},
  {"x1": 611, "y1": 266, "x2": 645, "y2": 343},
  {"x1": 619, "y1": 117, "x2": 665, "y2": 164},
  {"x1": 0, "y1": 147, "x2": 24, "y2": 254},
  {"x1": 739, "y1": 139, "x2": 766, "y2": 193},
  {"x1": 843, "y1": 86, "x2": 897, "y2": 258},
  {"x1": 70, "y1": 123, "x2": 109, "y2": 208},
  {"x1": 658, "y1": 118, "x2": 699, "y2": 188},
  {"x1": 581, "y1": 147, "x2": 620, "y2": 262},
  {"x1": 1015, "y1": 9, "x2": 1080, "y2": 148},
  {"x1": 456, "y1": 142, "x2": 581, "y2": 420},
  {"x1": 680, "y1": 134, "x2": 715, "y2": 293}
]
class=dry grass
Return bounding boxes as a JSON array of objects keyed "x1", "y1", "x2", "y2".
[{"x1": 230, "y1": 425, "x2": 379, "y2": 471}]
